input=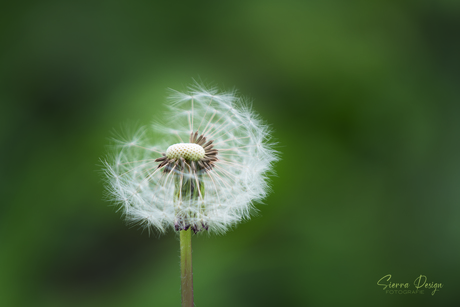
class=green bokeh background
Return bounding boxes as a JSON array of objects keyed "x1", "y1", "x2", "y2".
[{"x1": 1, "y1": 1, "x2": 459, "y2": 306}]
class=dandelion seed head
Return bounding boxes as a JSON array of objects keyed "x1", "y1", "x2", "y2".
[{"x1": 103, "y1": 83, "x2": 278, "y2": 235}]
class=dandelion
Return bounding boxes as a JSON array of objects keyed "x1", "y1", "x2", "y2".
[{"x1": 103, "y1": 83, "x2": 277, "y2": 307}]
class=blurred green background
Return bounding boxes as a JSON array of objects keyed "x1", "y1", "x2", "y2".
[{"x1": 1, "y1": 0, "x2": 459, "y2": 306}]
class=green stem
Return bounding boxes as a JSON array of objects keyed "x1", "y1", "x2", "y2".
[{"x1": 180, "y1": 229, "x2": 194, "y2": 307}]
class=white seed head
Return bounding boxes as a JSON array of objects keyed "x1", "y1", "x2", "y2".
[
  {"x1": 103, "y1": 83, "x2": 278, "y2": 235},
  {"x1": 166, "y1": 143, "x2": 205, "y2": 161}
]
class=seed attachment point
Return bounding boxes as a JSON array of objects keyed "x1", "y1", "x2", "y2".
[{"x1": 166, "y1": 143, "x2": 205, "y2": 161}]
